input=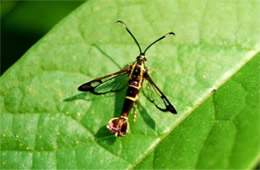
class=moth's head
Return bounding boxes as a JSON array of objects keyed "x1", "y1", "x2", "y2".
[{"x1": 137, "y1": 53, "x2": 147, "y2": 62}]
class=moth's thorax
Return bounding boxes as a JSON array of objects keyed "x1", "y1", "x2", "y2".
[{"x1": 130, "y1": 62, "x2": 144, "y2": 80}]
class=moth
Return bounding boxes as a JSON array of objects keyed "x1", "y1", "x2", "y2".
[{"x1": 78, "y1": 21, "x2": 177, "y2": 136}]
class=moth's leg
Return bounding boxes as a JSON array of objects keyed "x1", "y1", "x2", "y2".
[
  {"x1": 148, "y1": 68, "x2": 157, "y2": 73},
  {"x1": 133, "y1": 102, "x2": 137, "y2": 123}
]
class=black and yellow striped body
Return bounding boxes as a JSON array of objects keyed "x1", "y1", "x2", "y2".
[
  {"x1": 80, "y1": 21, "x2": 176, "y2": 137},
  {"x1": 121, "y1": 61, "x2": 145, "y2": 118}
]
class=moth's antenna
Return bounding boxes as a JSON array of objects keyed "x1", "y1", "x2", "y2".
[
  {"x1": 143, "y1": 32, "x2": 175, "y2": 55},
  {"x1": 117, "y1": 20, "x2": 142, "y2": 54}
]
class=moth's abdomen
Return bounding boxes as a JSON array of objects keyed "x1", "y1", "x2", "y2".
[{"x1": 120, "y1": 62, "x2": 144, "y2": 117}]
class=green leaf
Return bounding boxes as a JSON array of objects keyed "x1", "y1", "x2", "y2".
[
  {"x1": 1, "y1": 0, "x2": 259, "y2": 169},
  {"x1": 135, "y1": 54, "x2": 260, "y2": 169}
]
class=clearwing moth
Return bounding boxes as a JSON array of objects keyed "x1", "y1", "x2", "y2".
[{"x1": 78, "y1": 21, "x2": 177, "y2": 136}]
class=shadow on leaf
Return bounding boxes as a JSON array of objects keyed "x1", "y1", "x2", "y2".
[
  {"x1": 92, "y1": 43, "x2": 122, "y2": 70},
  {"x1": 63, "y1": 92, "x2": 114, "y2": 102},
  {"x1": 95, "y1": 125, "x2": 116, "y2": 145},
  {"x1": 137, "y1": 101, "x2": 156, "y2": 130}
]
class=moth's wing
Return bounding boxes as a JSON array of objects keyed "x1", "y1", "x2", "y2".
[
  {"x1": 142, "y1": 72, "x2": 177, "y2": 114},
  {"x1": 78, "y1": 68, "x2": 130, "y2": 94}
]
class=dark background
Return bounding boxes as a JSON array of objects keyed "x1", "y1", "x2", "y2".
[{"x1": 1, "y1": 1, "x2": 84, "y2": 75}]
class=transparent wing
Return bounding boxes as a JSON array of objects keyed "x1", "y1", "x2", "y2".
[
  {"x1": 78, "y1": 68, "x2": 130, "y2": 94},
  {"x1": 142, "y1": 72, "x2": 177, "y2": 114}
]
